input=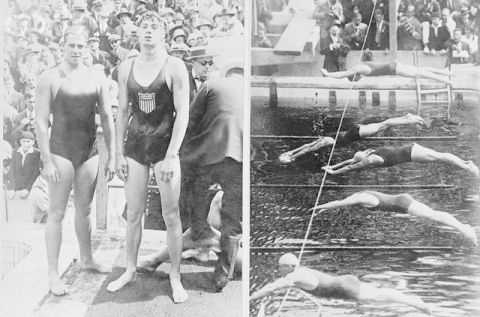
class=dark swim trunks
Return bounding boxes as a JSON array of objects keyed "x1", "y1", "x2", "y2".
[
  {"x1": 363, "y1": 61, "x2": 397, "y2": 76},
  {"x1": 124, "y1": 57, "x2": 175, "y2": 165},
  {"x1": 50, "y1": 69, "x2": 98, "y2": 168},
  {"x1": 363, "y1": 191, "x2": 414, "y2": 214},
  {"x1": 372, "y1": 144, "x2": 413, "y2": 167},
  {"x1": 335, "y1": 125, "x2": 361, "y2": 147}
]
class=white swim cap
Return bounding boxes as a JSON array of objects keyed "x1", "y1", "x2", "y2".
[{"x1": 278, "y1": 253, "x2": 300, "y2": 267}]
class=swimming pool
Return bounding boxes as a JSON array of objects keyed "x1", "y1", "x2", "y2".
[{"x1": 250, "y1": 100, "x2": 480, "y2": 316}]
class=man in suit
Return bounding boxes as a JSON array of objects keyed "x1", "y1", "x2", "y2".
[
  {"x1": 181, "y1": 75, "x2": 243, "y2": 292},
  {"x1": 87, "y1": 37, "x2": 110, "y2": 66},
  {"x1": 342, "y1": 12, "x2": 368, "y2": 50},
  {"x1": 320, "y1": 24, "x2": 350, "y2": 72},
  {"x1": 132, "y1": 0, "x2": 150, "y2": 24},
  {"x1": 108, "y1": 34, "x2": 129, "y2": 61},
  {"x1": 367, "y1": 8, "x2": 389, "y2": 50},
  {"x1": 425, "y1": 13, "x2": 450, "y2": 54},
  {"x1": 185, "y1": 46, "x2": 216, "y2": 103},
  {"x1": 6, "y1": 131, "x2": 41, "y2": 200},
  {"x1": 398, "y1": 4, "x2": 423, "y2": 50},
  {"x1": 446, "y1": 28, "x2": 470, "y2": 66}
]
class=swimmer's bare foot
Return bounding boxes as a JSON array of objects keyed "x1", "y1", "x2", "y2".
[
  {"x1": 80, "y1": 260, "x2": 110, "y2": 273},
  {"x1": 278, "y1": 152, "x2": 294, "y2": 163},
  {"x1": 106, "y1": 270, "x2": 136, "y2": 292},
  {"x1": 49, "y1": 275, "x2": 68, "y2": 296},
  {"x1": 466, "y1": 161, "x2": 480, "y2": 177},
  {"x1": 404, "y1": 113, "x2": 425, "y2": 126},
  {"x1": 462, "y1": 224, "x2": 478, "y2": 246},
  {"x1": 137, "y1": 254, "x2": 162, "y2": 273},
  {"x1": 170, "y1": 273, "x2": 188, "y2": 303}
]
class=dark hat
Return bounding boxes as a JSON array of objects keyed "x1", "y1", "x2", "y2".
[
  {"x1": 134, "y1": 0, "x2": 148, "y2": 3},
  {"x1": 168, "y1": 24, "x2": 183, "y2": 36},
  {"x1": 87, "y1": 37, "x2": 100, "y2": 43},
  {"x1": 116, "y1": 8, "x2": 132, "y2": 20},
  {"x1": 195, "y1": 19, "x2": 214, "y2": 30},
  {"x1": 186, "y1": 46, "x2": 217, "y2": 60},
  {"x1": 20, "y1": 131, "x2": 35, "y2": 141}
]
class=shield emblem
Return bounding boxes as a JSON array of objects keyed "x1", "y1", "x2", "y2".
[{"x1": 138, "y1": 92, "x2": 156, "y2": 114}]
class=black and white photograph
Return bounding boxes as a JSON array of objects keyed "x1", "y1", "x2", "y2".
[
  {"x1": 249, "y1": 0, "x2": 480, "y2": 316},
  {"x1": 1, "y1": 1, "x2": 245, "y2": 316}
]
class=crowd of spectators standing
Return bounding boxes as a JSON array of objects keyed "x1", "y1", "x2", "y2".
[
  {"x1": 2, "y1": 0, "x2": 244, "y2": 222},
  {"x1": 254, "y1": 0, "x2": 480, "y2": 68}
]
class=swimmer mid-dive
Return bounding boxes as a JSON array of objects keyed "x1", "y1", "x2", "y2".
[
  {"x1": 279, "y1": 113, "x2": 424, "y2": 163},
  {"x1": 320, "y1": 51, "x2": 454, "y2": 85},
  {"x1": 312, "y1": 191, "x2": 478, "y2": 245},
  {"x1": 249, "y1": 253, "x2": 432, "y2": 315},
  {"x1": 321, "y1": 143, "x2": 480, "y2": 176}
]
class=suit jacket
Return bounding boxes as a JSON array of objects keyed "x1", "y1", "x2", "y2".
[
  {"x1": 181, "y1": 77, "x2": 243, "y2": 167},
  {"x1": 342, "y1": 22, "x2": 368, "y2": 50},
  {"x1": 319, "y1": 36, "x2": 349, "y2": 72},
  {"x1": 185, "y1": 62, "x2": 197, "y2": 104},
  {"x1": 7, "y1": 147, "x2": 41, "y2": 191},
  {"x1": 367, "y1": 20, "x2": 389, "y2": 50},
  {"x1": 428, "y1": 25, "x2": 450, "y2": 50}
]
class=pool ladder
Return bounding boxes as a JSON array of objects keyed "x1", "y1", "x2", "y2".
[{"x1": 413, "y1": 51, "x2": 452, "y2": 120}]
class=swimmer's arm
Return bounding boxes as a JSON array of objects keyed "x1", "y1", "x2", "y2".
[
  {"x1": 115, "y1": 61, "x2": 131, "y2": 156},
  {"x1": 329, "y1": 159, "x2": 368, "y2": 175},
  {"x1": 329, "y1": 158, "x2": 355, "y2": 169},
  {"x1": 35, "y1": 71, "x2": 54, "y2": 164},
  {"x1": 249, "y1": 277, "x2": 294, "y2": 302},
  {"x1": 166, "y1": 57, "x2": 189, "y2": 157},
  {"x1": 97, "y1": 74, "x2": 115, "y2": 159}
]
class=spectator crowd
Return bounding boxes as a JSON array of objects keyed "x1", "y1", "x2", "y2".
[
  {"x1": 254, "y1": 0, "x2": 480, "y2": 71},
  {"x1": 2, "y1": 0, "x2": 244, "y2": 223}
]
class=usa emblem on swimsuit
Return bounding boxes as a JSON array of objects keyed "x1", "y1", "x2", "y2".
[{"x1": 138, "y1": 92, "x2": 156, "y2": 113}]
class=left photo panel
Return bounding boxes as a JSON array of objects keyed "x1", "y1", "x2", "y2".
[{"x1": 1, "y1": 1, "x2": 245, "y2": 317}]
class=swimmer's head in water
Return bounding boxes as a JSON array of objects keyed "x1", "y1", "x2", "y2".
[
  {"x1": 361, "y1": 50, "x2": 373, "y2": 62},
  {"x1": 347, "y1": 73, "x2": 362, "y2": 82},
  {"x1": 278, "y1": 253, "x2": 299, "y2": 275},
  {"x1": 353, "y1": 150, "x2": 367, "y2": 162}
]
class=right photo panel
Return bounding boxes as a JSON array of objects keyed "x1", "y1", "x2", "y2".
[{"x1": 249, "y1": 1, "x2": 480, "y2": 316}]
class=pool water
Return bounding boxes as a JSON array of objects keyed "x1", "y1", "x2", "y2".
[{"x1": 250, "y1": 101, "x2": 480, "y2": 316}]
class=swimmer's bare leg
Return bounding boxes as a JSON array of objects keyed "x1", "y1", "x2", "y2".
[
  {"x1": 359, "y1": 114, "x2": 425, "y2": 138},
  {"x1": 107, "y1": 159, "x2": 149, "y2": 293},
  {"x1": 411, "y1": 144, "x2": 480, "y2": 176},
  {"x1": 407, "y1": 201, "x2": 478, "y2": 246},
  {"x1": 312, "y1": 193, "x2": 371, "y2": 211},
  {"x1": 358, "y1": 283, "x2": 431, "y2": 315},
  {"x1": 397, "y1": 64, "x2": 453, "y2": 85},
  {"x1": 422, "y1": 66, "x2": 455, "y2": 77},
  {"x1": 45, "y1": 155, "x2": 74, "y2": 296},
  {"x1": 75, "y1": 156, "x2": 110, "y2": 274}
]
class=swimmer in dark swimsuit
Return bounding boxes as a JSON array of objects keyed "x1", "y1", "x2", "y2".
[
  {"x1": 108, "y1": 12, "x2": 189, "y2": 303},
  {"x1": 35, "y1": 25, "x2": 115, "y2": 296},
  {"x1": 320, "y1": 51, "x2": 454, "y2": 85},
  {"x1": 250, "y1": 253, "x2": 431, "y2": 315},
  {"x1": 322, "y1": 143, "x2": 480, "y2": 176},
  {"x1": 279, "y1": 113, "x2": 425, "y2": 163},
  {"x1": 312, "y1": 191, "x2": 478, "y2": 245}
]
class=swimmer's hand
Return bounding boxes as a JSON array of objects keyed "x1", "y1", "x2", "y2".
[
  {"x1": 105, "y1": 156, "x2": 115, "y2": 182},
  {"x1": 42, "y1": 161, "x2": 59, "y2": 183},
  {"x1": 158, "y1": 154, "x2": 179, "y2": 182},
  {"x1": 115, "y1": 155, "x2": 128, "y2": 182}
]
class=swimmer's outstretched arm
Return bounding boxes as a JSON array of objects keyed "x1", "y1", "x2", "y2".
[
  {"x1": 320, "y1": 68, "x2": 356, "y2": 79},
  {"x1": 323, "y1": 159, "x2": 369, "y2": 175},
  {"x1": 250, "y1": 277, "x2": 292, "y2": 302}
]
